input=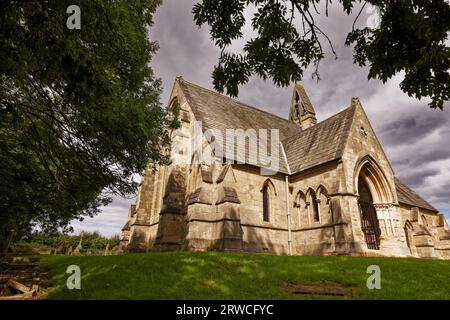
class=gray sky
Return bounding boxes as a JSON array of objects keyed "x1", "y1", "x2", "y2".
[{"x1": 72, "y1": 0, "x2": 450, "y2": 236}]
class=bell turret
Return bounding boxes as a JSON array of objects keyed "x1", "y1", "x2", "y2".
[{"x1": 289, "y1": 83, "x2": 317, "y2": 129}]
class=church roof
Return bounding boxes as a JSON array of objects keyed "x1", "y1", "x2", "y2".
[
  {"x1": 178, "y1": 78, "x2": 300, "y2": 173},
  {"x1": 282, "y1": 105, "x2": 355, "y2": 173},
  {"x1": 178, "y1": 78, "x2": 300, "y2": 139},
  {"x1": 178, "y1": 78, "x2": 356, "y2": 174},
  {"x1": 395, "y1": 178, "x2": 438, "y2": 212},
  {"x1": 177, "y1": 78, "x2": 438, "y2": 212}
]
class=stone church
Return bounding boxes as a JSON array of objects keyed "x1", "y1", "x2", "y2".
[{"x1": 120, "y1": 76, "x2": 450, "y2": 259}]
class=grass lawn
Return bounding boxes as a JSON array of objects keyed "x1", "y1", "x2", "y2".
[{"x1": 40, "y1": 251, "x2": 450, "y2": 300}]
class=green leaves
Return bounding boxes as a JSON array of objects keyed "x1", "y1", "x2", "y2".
[
  {"x1": 193, "y1": 0, "x2": 449, "y2": 108},
  {"x1": 346, "y1": 0, "x2": 450, "y2": 109},
  {"x1": 193, "y1": 0, "x2": 246, "y2": 48},
  {"x1": 0, "y1": 0, "x2": 171, "y2": 240},
  {"x1": 193, "y1": 0, "x2": 325, "y2": 97},
  {"x1": 213, "y1": 53, "x2": 251, "y2": 97},
  {"x1": 22, "y1": 232, "x2": 120, "y2": 252}
]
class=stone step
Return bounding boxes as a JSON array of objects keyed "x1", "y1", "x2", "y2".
[
  {"x1": 0, "y1": 263, "x2": 40, "y2": 271},
  {"x1": 0, "y1": 253, "x2": 40, "y2": 257},
  {"x1": 0, "y1": 276, "x2": 38, "y2": 286},
  {"x1": 0, "y1": 256, "x2": 40, "y2": 264},
  {"x1": 0, "y1": 270, "x2": 45, "y2": 283},
  {"x1": 0, "y1": 253, "x2": 46, "y2": 299}
]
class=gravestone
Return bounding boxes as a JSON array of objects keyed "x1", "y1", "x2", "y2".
[
  {"x1": 103, "y1": 243, "x2": 110, "y2": 256},
  {"x1": 73, "y1": 232, "x2": 83, "y2": 255}
]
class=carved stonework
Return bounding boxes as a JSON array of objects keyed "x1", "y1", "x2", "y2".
[{"x1": 118, "y1": 77, "x2": 449, "y2": 259}]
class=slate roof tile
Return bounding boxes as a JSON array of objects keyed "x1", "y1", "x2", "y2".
[
  {"x1": 177, "y1": 78, "x2": 437, "y2": 213},
  {"x1": 395, "y1": 178, "x2": 437, "y2": 212}
]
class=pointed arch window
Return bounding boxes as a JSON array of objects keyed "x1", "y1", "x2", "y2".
[
  {"x1": 306, "y1": 189, "x2": 320, "y2": 223},
  {"x1": 262, "y1": 180, "x2": 276, "y2": 222},
  {"x1": 312, "y1": 196, "x2": 320, "y2": 223},
  {"x1": 404, "y1": 220, "x2": 417, "y2": 256},
  {"x1": 294, "y1": 191, "x2": 307, "y2": 227},
  {"x1": 263, "y1": 185, "x2": 270, "y2": 222},
  {"x1": 421, "y1": 214, "x2": 428, "y2": 227},
  {"x1": 168, "y1": 99, "x2": 181, "y2": 123},
  {"x1": 316, "y1": 186, "x2": 332, "y2": 224}
]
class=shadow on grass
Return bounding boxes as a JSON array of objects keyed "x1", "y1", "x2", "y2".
[{"x1": 41, "y1": 252, "x2": 450, "y2": 300}]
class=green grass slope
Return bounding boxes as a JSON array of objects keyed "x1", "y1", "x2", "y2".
[{"x1": 41, "y1": 252, "x2": 450, "y2": 300}]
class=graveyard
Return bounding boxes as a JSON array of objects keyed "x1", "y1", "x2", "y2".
[
  {"x1": 0, "y1": 232, "x2": 119, "y2": 299},
  {"x1": 37, "y1": 251, "x2": 450, "y2": 300},
  {"x1": 2, "y1": 232, "x2": 450, "y2": 300}
]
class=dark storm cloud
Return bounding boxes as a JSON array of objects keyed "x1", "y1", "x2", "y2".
[
  {"x1": 150, "y1": 0, "x2": 220, "y2": 104},
  {"x1": 411, "y1": 145, "x2": 450, "y2": 167},
  {"x1": 425, "y1": 180, "x2": 450, "y2": 207},
  {"x1": 379, "y1": 112, "x2": 447, "y2": 145},
  {"x1": 397, "y1": 168, "x2": 441, "y2": 188},
  {"x1": 379, "y1": 109, "x2": 450, "y2": 172},
  {"x1": 74, "y1": 0, "x2": 450, "y2": 235}
]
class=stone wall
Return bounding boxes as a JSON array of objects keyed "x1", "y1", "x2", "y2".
[
  {"x1": 340, "y1": 99, "x2": 410, "y2": 257},
  {"x1": 289, "y1": 162, "x2": 352, "y2": 255},
  {"x1": 398, "y1": 204, "x2": 450, "y2": 259},
  {"x1": 119, "y1": 83, "x2": 450, "y2": 259}
]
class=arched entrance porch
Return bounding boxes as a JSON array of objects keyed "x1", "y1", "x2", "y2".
[
  {"x1": 354, "y1": 156, "x2": 395, "y2": 251},
  {"x1": 358, "y1": 178, "x2": 381, "y2": 249}
]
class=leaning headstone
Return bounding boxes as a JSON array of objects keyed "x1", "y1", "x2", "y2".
[
  {"x1": 73, "y1": 232, "x2": 83, "y2": 255},
  {"x1": 6, "y1": 279, "x2": 31, "y2": 294},
  {"x1": 66, "y1": 246, "x2": 73, "y2": 256},
  {"x1": 103, "y1": 243, "x2": 110, "y2": 256}
]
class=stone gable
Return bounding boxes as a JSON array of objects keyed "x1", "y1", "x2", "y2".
[{"x1": 120, "y1": 77, "x2": 450, "y2": 259}]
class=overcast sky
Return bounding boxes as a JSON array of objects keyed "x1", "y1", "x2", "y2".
[{"x1": 71, "y1": 0, "x2": 450, "y2": 236}]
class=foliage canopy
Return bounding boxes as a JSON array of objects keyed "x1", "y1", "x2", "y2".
[
  {"x1": 0, "y1": 0, "x2": 176, "y2": 244},
  {"x1": 193, "y1": 0, "x2": 450, "y2": 109}
]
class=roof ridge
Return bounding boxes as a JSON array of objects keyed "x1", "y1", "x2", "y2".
[{"x1": 179, "y1": 78, "x2": 298, "y2": 126}]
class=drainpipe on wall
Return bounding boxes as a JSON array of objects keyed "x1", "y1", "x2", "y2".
[
  {"x1": 285, "y1": 175, "x2": 293, "y2": 256},
  {"x1": 280, "y1": 141, "x2": 293, "y2": 256}
]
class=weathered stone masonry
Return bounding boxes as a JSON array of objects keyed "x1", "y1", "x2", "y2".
[{"x1": 120, "y1": 77, "x2": 450, "y2": 259}]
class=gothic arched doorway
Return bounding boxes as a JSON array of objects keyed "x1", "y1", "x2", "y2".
[{"x1": 358, "y1": 177, "x2": 381, "y2": 250}]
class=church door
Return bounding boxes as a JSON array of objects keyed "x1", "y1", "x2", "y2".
[{"x1": 358, "y1": 178, "x2": 381, "y2": 250}]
